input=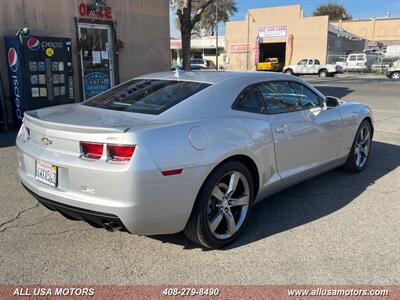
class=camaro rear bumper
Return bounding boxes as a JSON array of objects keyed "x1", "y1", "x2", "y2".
[
  {"x1": 16, "y1": 138, "x2": 211, "y2": 235},
  {"x1": 22, "y1": 183, "x2": 126, "y2": 231}
]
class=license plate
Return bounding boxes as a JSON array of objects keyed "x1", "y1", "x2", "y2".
[{"x1": 35, "y1": 161, "x2": 58, "y2": 187}]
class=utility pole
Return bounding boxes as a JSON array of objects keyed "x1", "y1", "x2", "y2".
[
  {"x1": 246, "y1": 12, "x2": 250, "y2": 71},
  {"x1": 215, "y1": 0, "x2": 219, "y2": 71}
]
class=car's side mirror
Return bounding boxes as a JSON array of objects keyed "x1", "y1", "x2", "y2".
[{"x1": 325, "y1": 96, "x2": 340, "y2": 108}]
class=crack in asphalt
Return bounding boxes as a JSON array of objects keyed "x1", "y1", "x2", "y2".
[
  {"x1": 39, "y1": 227, "x2": 96, "y2": 237},
  {"x1": 0, "y1": 203, "x2": 40, "y2": 232},
  {"x1": 0, "y1": 212, "x2": 54, "y2": 233}
]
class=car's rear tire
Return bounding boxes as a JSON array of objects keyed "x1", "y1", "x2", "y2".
[
  {"x1": 319, "y1": 69, "x2": 328, "y2": 78},
  {"x1": 341, "y1": 120, "x2": 372, "y2": 172},
  {"x1": 391, "y1": 71, "x2": 400, "y2": 80},
  {"x1": 183, "y1": 161, "x2": 254, "y2": 249}
]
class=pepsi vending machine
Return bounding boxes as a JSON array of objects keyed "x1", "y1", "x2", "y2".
[{"x1": 5, "y1": 35, "x2": 75, "y2": 127}]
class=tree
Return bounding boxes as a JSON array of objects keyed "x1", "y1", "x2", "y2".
[
  {"x1": 192, "y1": 1, "x2": 237, "y2": 37},
  {"x1": 171, "y1": 0, "x2": 237, "y2": 70},
  {"x1": 313, "y1": 1, "x2": 352, "y2": 21}
]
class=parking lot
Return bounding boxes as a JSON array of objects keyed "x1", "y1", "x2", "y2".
[{"x1": 0, "y1": 74, "x2": 399, "y2": 285}]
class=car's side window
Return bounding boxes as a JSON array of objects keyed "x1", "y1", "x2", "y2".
[
  {"x1": 233, "y1": 86, "x2": 263, "y2": 113},
  {"x1": 257, "y1": 81, "x2": 301, "y2": 114},
  {"x1": 315, "y1": 59, "x2": 321, "y2": 65},
  {"x1": 290, "y1": 82, "x2": 323, "y2": 109},
  {"x1": 298, "y1": 59, "x2": 307, "y2": 65},
  {"x1": 357, "y1": 55, "x2": 364, "y2": 61},
  {"x1": 349, "y1": 55, "x2": 356, "y2": 61}
]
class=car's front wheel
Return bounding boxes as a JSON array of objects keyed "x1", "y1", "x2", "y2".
[
  {"x1": 342, "y1": 120, "x2": 372, "y2": 172},
  {"x1": 184, "y1": 161, "x2": 254, "y2": 249},
  {"x1": 284, "y1": 69, "x2": 293, "y2": 75},
  {"x1": 391, "y1": 71, "x2": 400, "y2": 80}
]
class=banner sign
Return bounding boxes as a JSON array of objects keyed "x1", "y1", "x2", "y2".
[
  {"x1": 0, "y1": 285, "x2": 397, "y2": 299},
  {"x1": 258, "y1": 25, "x2": 288, "y2": 38},
  {"x1": 230, "y1": 43, "x2": 252, "y2": 53}
]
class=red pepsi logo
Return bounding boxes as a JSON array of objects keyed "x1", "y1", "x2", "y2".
[
  {"x1": 27, "y1": 37, "x2": 40, "y2": 50},
  {"x1": 8, "y1": 47, "x2": 18, "y2": 72}
]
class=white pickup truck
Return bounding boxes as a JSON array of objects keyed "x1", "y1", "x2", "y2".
[{"x1": 283, "y1": 59, "x2": 343, "y2": 77}]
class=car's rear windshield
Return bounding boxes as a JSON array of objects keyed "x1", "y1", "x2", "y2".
[{"x1": 82, "y1": 79, "x2": 210, "y2": 115}]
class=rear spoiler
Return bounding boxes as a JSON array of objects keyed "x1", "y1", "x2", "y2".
[{"x1": 24, "y1": 112, "x2": 129, "y2": 134}]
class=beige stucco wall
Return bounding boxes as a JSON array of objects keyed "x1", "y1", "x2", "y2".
[
  {"x1": 331, "y1": 18, "x2": 400, "y2": 42},
  {"x1": 0, "y1": 0, "x2": 169, "y2": 125},
  {"x1": 225, "y1": 5, "x2": 329, "y2": 71}
]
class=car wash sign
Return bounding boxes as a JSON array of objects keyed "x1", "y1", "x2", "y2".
[{"x1": 258, "y1": 25, "x2": 288, "y2": 39}]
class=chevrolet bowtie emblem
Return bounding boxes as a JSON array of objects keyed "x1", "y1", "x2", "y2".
[{"x1": 41, "y1": 137, "x2": 53, "y2": 146}]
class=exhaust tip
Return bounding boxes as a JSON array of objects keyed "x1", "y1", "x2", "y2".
[{"x1": 103, "y1": 221, "x2": 122, "y2": 232}]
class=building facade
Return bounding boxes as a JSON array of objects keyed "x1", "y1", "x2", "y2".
[
  {"x1": 331, "y1": 18, "x2": 400, "y2": 46},
  {"x1": 226, "y1": 5, "x2": 330, "y2": 71},
  {"x1": 225, "y1": 5, "x2": 368, "y2": 71},
  {"x1": 0, "y1": 0, "x2": 170, "y2": 128},
  {"x1": 170, "y1": 36, "x2": 226, "y2": 68}
]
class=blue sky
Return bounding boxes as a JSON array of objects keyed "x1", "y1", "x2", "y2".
[{"x1": 170, "y1": 0, "x2": 400, "y2": 37}]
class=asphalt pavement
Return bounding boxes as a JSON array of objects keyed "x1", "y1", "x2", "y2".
[{"x1": 0, "y1": 74, "x2": 399, "y2": 285}]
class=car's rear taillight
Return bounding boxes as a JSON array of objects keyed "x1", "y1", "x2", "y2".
[
  {"x1": 80, "y1": 142, "x2": 103, "y2": 160},
  {"x1": 107, "y1": 145, "x2": 135, "y2": 163}
]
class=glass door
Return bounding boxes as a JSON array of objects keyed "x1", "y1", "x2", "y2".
[{"x1": 78, "y1": 23, "x2": 114, "y2": 100}]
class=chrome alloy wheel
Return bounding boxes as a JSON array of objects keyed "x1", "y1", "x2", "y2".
[
  {"x1": 207, "y1": 171, "x2": 250, "y2": 240},
  {"x1": 355, "y1": 126, "x2": 371, "y2": 168}
]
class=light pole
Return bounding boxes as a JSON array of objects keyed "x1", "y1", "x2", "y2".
[
  {"x1": 215, "y1": 0, "x2": 219, "y2": 71},
  {"x1": 246, "y1": 12, "x2": 255, "y2": 71}
]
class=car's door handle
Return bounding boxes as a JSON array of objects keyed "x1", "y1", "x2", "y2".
[{"x1": 276, "y1": 125, "x2": 288, "y2": 133}]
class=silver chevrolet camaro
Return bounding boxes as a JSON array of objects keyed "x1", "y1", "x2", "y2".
[{"x1": 16, "y1": 71, "x2": 373, "y2": 248}]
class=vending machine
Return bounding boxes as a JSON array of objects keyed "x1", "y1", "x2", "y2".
[{"x1": 5, "y1": 35, "x2": 75, "y2": 127}]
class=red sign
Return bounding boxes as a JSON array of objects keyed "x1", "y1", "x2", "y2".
[
  {"x1": 230, "y1": 43, "x2": 251, "y2": 53},
  {"x1": 79, "y1": 3, "x2": 112, "y2": 19},
  {"x1": 170, "y1": 40, "x2": 182, "y2": 48}
]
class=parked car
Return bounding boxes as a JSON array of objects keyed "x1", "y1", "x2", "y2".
[
  {"x1": 341, "y1": 53, "x2": 377, "y2": 72},
  {"x1": 386, "y1": 65, "x2": 400, "y2": 80},
  {"x1": 384, "y1": 45, "x2": 400, "y2": 58},
  {"x1": 175, "y1": 59, "x2": 217, "y2": 71},
  {"x1": 371, "y1": 57, "x2": 398, "y2": 72},
  {"x1": 257, "y1": 58, "x2": 284, "y2": 72},
  {"x1": 190, "y1": 59, "x2": 216, "y2": 70},
  {"x1": 283, "y1": 59, "x2": 342, "y2": 77},
  {"x1": 17, "y1": 71, "x2": 373, "y2": 249}
]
